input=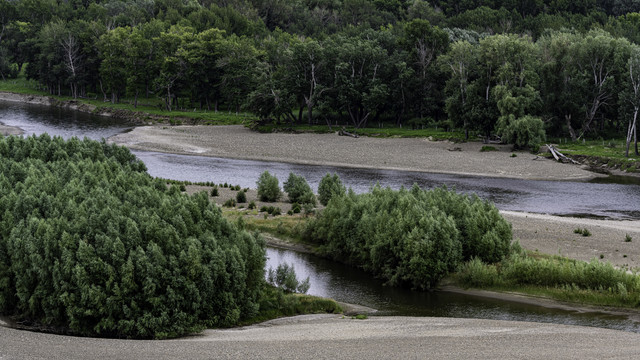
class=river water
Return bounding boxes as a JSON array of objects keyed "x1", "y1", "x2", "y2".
[{"x1": 2, "y1": 99, "x2": 640, "y2": 333}]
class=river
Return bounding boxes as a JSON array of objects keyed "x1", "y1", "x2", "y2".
[{"x1": 2, "y1": 99, "x2": 640, "y2": 333}]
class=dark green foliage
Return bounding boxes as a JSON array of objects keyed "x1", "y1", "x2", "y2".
[
  {"x1": 210, "y1": 187, "x2": 219, "y2": 196},
  {"x1": 480, "y1": 146, "x2": 497, "y2": 152},
  {"x1": 625, "y1": 234, "x2": 633, "y2": 242},
  {"x1": 317, "y1": 173, "x2": 346, "y2": 206},
  {"x1": 574, "y1": 228, "x2": 592, "y2": 237},
  {"x1": 236, "y1": 190, "x2": 247, "y2": 203},
  {"x1": 283, "y1": 173, "x2": 316, "y2": 205},
  {"x1": 271, "y1": 207, "x2": 282, "y2": 216},
  {"x1": 223, "y1": 198, "x2": 237, "y2": 207},
  {"x1": 306, "y1": 185, "x2": 512, "y2": 290},
  {"x1": 257, "y1": 171, "x2": 280, "y2": 202},
  {"x1": 292, "y1": 203, "x2": 301, "y2": 214},
  {"x1": 0, "y1": 135, "x2": 266, "y2": 339},
  {"x1": 248, "y1": 201, "x2": 256, "y2": 210}
]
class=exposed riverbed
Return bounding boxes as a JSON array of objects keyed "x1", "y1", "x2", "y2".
[{"x1": 3, "y1": 99, "x2": 640, "y2": 333}]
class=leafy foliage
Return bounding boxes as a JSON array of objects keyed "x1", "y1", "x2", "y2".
[
  {"x1": 306, "y1": 184, "x2": 513, "y2": 289},
  {"x1": 256, "y1": 171, "x2": 281, "y2": 202},
  {"x1": 317, "y1": 173, "x2": 346, "y2": 206},
  {"x1": 266, "y1": 263, "x2": 310, "y2": 294},
  {"x1": 0, "y1": 135, "x2": 266, "y2": 339},
  {"x1": 283, "y1": 172, "x2": 316, "y2": 205}
]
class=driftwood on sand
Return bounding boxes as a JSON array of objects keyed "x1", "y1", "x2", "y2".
[{"x1": 547, "y1": 144, "x2": 580, "y2": 164}]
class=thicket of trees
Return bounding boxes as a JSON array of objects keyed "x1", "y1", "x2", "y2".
[
  {"x1": 0, "y1": 134, "x2": 266, "y2": 338},
  {"x1": 306, "y1": 184, "x2": 513, "y2": 289},
  {"x1": 1, "y1": 1, "x2": 640, "y2": 148}
]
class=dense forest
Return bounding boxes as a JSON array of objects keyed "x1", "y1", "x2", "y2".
[
  {"x1": 0, "y1": 134, "x2": 266, "y2": 338},
  {"x1": 1, "y1": 0, "x2": 639, "y2": 149}
]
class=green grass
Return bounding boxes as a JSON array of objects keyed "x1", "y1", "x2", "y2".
[
  {"x1": 454, "y1": 254, "x2": 640, "y2": 309},
  {"x1": 550, "y1": 139, "x2": 640, "y2": 161},
  {"x1": 255, "y1": 123, "x2": 468, "y2": 141},
  {"x1": 240, "y1": 285, "x2": 342, "y2": 326},
  {"x1": 0, "y1": 75, "x2": 254, "y2": 125}
]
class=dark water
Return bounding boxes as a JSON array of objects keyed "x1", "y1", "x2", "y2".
[
  {"x1": 266, "y1": 247, "x2": 640, "y2": 333},
  {"x1": 3, "y1": 99, "x2": 640, "y2": 333}
]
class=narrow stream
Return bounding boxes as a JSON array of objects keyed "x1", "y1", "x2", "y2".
[{"x1": 3, "y1": 99, "x2": 640, "y2": 333}]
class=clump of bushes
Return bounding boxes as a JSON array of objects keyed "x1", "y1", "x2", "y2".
[
  {"x1": 0, "y1": 135, "x2": 266, "y2": 339},
  {"x1": 500, "y1": 115, "x2": 546, "y2": 152},
  {"x1": 236, "y1": 190, "x2": 247, "y2": 203},
  {"x1": 266, "y1": 263, "x2": 310, "y2": 293},
  {"x1": 257, "y1": 171, "x2": 281, "y2": 202},
  {"x1": 210, "y1": 186, "x2": 219, "y2": 196},
  {"x1": 283, "y1": 172, "x2": 316, "y2": 205},
  {"x1": 306, "y1": 184, "x2": 513, "y2": 290},
  {"x1": 224, "y1": 198, "x2": 237, "y2": 207},
  {"x1": 317, "y1": 173, "x2": 346, "y2": 206},
  {"x1": 574, "y1": 228, "x2": 592, "y2": 237}
]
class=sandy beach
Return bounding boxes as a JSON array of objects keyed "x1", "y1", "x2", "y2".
[{"x1": 109, "y1": 125, "x2": 600, "y2": 181}]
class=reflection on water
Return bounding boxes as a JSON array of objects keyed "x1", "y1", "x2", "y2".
[{"x1": 266, "y1": 247, "x2": 640, "y2": 333}]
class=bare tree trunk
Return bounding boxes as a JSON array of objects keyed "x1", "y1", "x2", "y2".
[{"x1": 566, "y1": 114, "x2": 577, "y2": 141}]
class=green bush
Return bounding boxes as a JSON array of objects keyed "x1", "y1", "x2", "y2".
[
  {"x1": 306, "y1": 184, "x2": 512, "y2": 290},
  {"x1": 257, "y1": 171, "x2": 281, "y2": 202},
  {"x1": 236, "y1": 190, "x2": 247, "y2": 203},
  {"x1": 292, "y1": 203, "x2": 302, "y2": 214},
  {"x1": 501, "y1": 115, "x2": 546, "y2": 152},
  {"x1": 248, "y1": 201, "x2": 256, "y2": 210},
  {"x1": 317, "y1": 173, "x2": 346, "y2": 206},
  {"x1": 266, "y1": 263, "x2": 310, "y2": 294},
  {"x1": 283, "y1": 173, "x2": 316, "y2": 205},
  {"x1": 224, "y1": 198, "x2": 237, "y2": 207},
  {"x1": 0, "y1": 135, "x2": 266, "y2": 339},
  {"x1": 210, "y1": 187, "x2": 219, "y2": 197}
]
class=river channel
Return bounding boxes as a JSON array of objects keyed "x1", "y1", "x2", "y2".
[{"x1": 2, "y1": 99, "x2": 640, "y2": 333}]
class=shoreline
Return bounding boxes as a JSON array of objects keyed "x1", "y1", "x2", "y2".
[{"x1": 109, "y1": 124, "x2": 602, "y2": 182}]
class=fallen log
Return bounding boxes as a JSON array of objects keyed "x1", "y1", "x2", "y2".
[
  {"x1": 546, "y1": 144, "x2": 581, "y2": 165},
  {"x1": 338, "y1": 128, "x2": 359, "y2": 138}
]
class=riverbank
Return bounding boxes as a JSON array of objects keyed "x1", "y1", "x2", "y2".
[
  {"x1": 109, "y1": 124, "x2": 600, "y2": 181},
  {"x1": 3, "y1": 314, "x2": 640, "y2": 359},
  {"x1": 0, "y1": 122, "x2": 23, "y2": 136}
]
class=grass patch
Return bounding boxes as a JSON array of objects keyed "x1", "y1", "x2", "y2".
[
  {"x1": 574, "y1": 228, "x2": 592, "y2": 237},
  {"x1": 240, "y1": 285, "x2": 342, "y2": 326},
  {"x1": 454, "y1": 253, "x2": 640, "y2": 309},
  {"x1": 625, "y1": 234, "x2": 633, "y2": 242},
  {"x1": 0, "y1": 75, "x2": 254, "y2": 125},
  {"x1": 480, "y1": 145, "x2": 497, "y2": 152},
  {"x1": 254, "y1": 123, "x2": 467, "y2": 141}
]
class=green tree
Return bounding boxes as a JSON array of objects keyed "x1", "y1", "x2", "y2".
[{"x1": 257, "y1": 171, "x2": 281, "y2": 202}]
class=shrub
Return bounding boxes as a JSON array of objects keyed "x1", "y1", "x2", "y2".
[
  {"x1": 501, "y1": 115, "x2": 546, "y2": 152},
  {"x1": 271, "y1": 207, "x2": 282, "y2": 216},
  {"x1": 283, "y1": 173, "x2": 316, "y2": 205},
  {"x1": 210, "y1": 187, "x2": 219, "y2": 197},
  {"x1": 292, "y1": 203, "x2": 302, "y2": 214},
  {"x1": 267, "y1": 263, "x2": 310, "y2": 294},
  {"x1": 223, "y1": 198, "x2": 237, "y2": 207},
  {"x1": 480, "y1": 146, "x2": 497, "y2": 152},
  {"x1": 248, "y1": 201, "x2": 256, "y2": 210},
  {"x1": 625, "y1": 234, "x2": 633, "y2": 242},
  {"x1": 257, "y1": 171, "x2": 281, "y2": 202},
  {"x1": 317, "y1": 173, "x2": 346, "y2": 206},
  {"x1": 0, "y1": 135, "x2": 265, "y2": 339},
  {"x1": 236, "y1": 190, "x2": 247, "y2": 203},
  {"x1": 306, "y1": 185, "x2": 512, "y2": 290}
]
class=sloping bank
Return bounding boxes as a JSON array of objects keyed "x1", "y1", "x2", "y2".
[{"x1": 0, "y1": 91, "x2": 188, "y2": 125}]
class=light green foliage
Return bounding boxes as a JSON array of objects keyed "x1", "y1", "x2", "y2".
[
  {"x1": 500, "y1": 115, "x2": 546, "y2": 152},
  {"x1": 306, "y1": 185, "x2": 512, "y2": 290},
  {"x1": 317, "y1": 173, "x2": 346, "y2": 206},
  {"x1": 256, "y1": 171, "x2": 281, "y2": 202},
  {"x1": 267, "y1": 263, "x2": 310, "y2": 294},
  {"x1": 283, "y1": 172, "x2": 316, "y2": 205},
  {"x1": 0, "y1": 135, "x2": 265, "y2": 339}
]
